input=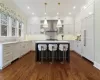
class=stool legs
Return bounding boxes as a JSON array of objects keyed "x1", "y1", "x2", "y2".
[
  {"x1": 52, "y1": 51, "x2": 54, "y2": 63},
  {"x1": 41, "y1": 50, "x2": 43, "y2": 63},
  {"x1": 64, "y1": 51, "x2": 66, "y2": 62},
  {"x1": 39, "y1": 51, "x2": 41, "y2": 64},
  {"x1": 41, "y1": 47, "x2": 44, "y2": 64},
  {"x1": 63, "y1": 51, "x2": 65, "y2": 63}
]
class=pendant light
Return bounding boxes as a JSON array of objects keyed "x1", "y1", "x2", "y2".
[
  {"x1": 43, "y1": 3, "x2": 48, "y2": 28},
  {"x1": 57, "y1": 3, "x2": 62, "y2": 27}
]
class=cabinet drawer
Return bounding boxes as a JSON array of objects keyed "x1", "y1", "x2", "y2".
[
  {"x1": 3, "y1": 51, "x2": 12, "y2": 56},
  {"x1": 3, "y1": 54, "x2": 12, "y2": 64},
  {"x1": 3, "y1": 45, "x2": 12, "y2": 51}
]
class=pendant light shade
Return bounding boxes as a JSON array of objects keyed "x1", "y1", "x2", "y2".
[
  {"x1": 57, "y1": 18, "x2": 62, "y2": 27},
  {"x1": 43, "y1": 18, "x2": 48, "y2": 28}
]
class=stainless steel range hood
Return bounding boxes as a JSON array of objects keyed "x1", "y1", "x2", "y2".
[{"x1": 45, "y1": 20, "x2": 58, "y2": 40}]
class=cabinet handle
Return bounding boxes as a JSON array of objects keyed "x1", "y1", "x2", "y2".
[
  {"x1": 6, "y1": 52, "x2": 9, "y2": 54},
  {"x1": 6, "y1": 60, "x2": 9, "y2": 62},
  {"x1": 84, "y1": 30, "x2": 86, "y2": 46}
]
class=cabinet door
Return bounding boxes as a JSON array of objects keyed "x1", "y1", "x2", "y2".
[
  {"x1": 81, "y1": 15, "x2": 94, "y2": 62},
  {"x1": 32, "y1": 41, "x2": 35, "y2": 51},
  {"x1": 1, "y1": 14, "x2": 9, "y2": 36},
  {"x1": 75, "y1": 22, "x2": 81, "y2": 35},
  {"x1": 12, "y1": 43, "x2": 20, "y2": 60},
  {"x1": 64, "y1": 24, "x2": 74, "y2": 34},
  {"x1": 86, "y1": 15, "x2": 94, "y2": 62},
  {"x1": 81, "y1": 18, "x2": 87, "y2": 57}
]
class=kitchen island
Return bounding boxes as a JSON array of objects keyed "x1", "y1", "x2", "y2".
[{"x1": 35, "y1": 40, "x2": 70, "y2": 63}]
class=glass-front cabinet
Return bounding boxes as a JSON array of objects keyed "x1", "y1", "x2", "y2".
[
  {"x1": 0, "y1": 13, "x2": 24, "y2": 37},
  {"x1": 0, "y1": 13, "x2": 8, "y2": 36},
  {"x1": 11, "y1": 18, "x2": 16, "y2": 36},
  {"x1": 19, "y1": 23, "x2": 22, "y2": 37}
]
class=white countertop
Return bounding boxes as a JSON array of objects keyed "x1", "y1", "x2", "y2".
[
  {"x1": 0, "y1": 40, "x2": 32, "y2": 44},
  {"x1": 0, "y1": 40, "x2": 70, "y2": 45},
  {"x1": 35, "y1": 40, "x2": 69, "y2": 43}
]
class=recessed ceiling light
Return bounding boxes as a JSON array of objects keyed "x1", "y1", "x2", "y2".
[
  {"x1": 57, "y1": 12, "x2": 59, "y2": 15},
  {"x1": 45, "y1": 13, "x2": 47, "y2": 15},
  {"x1": 69, "y1": 12, "x2": 72, "y2": 15},
  {"x1": 32, "y1": 13, "x2": 34, "y2": 15},
  {"x1": 89, "y1": 12, "x2": 93, "y2": 15},
  {"x1": 27, "y1": 6, "x2": 30, "y2": 9},
  {"x1": 73, "y1": 6, "x2": 76, "y2": 9},
  {"x1": 83, "y1": 6, "x2": 86, "y2": 9}
]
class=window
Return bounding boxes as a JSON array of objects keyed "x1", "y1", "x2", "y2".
[
  {"x1": 0, "y1": 13, "x2": 8, "y2": 36},
  {"x1": 12, "y1": 18, "x2": 16, "y2": 36}
]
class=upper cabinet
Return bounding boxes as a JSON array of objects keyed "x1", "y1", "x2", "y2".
[
  {"x1": 11, "y1": 18, "x2": 17, "y2": 36},
  {"x1": 27, "y1": 16, "x2": 74, "y2": 35},
  {"x1": 27, "y1": 17, "x2": 40, "y2": 35},
  {"x1": 75, "y1": 21, "x2": 81, "y2": 35},
  {"x1": 64, "y1": 24, "x2": 74, "y2": 35},
  {"x1": 63, "y1": 17, "x2": 74, "y2": 35},
  {"x1": 0, "y1": 13, "x2": 24, "y2": 37},
  {"x1": 0, "y1": 13, "x2": 8, "y2": 36},
  {"x1": 19, "y1": 23, "x2": 22, "y2": 37}
]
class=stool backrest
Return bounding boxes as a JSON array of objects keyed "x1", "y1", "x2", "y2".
[
  {"x1": 49, "y1": 44, "x2": 57, "y2": 51},
  {"x1": 38, "y1": 44, "x2": 47, "y2": 51},
  {"x1": 59, "y1": 44, "x2": 68, "y2": 51}
]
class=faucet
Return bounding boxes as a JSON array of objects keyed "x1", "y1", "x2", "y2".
[{"x1": 61, "y1": 35, "x2": 64, "y2": 40}]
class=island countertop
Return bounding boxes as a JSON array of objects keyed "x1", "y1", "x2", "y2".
[{"x1": 35, "y1": 40, "x2": 69, "y2": 43}]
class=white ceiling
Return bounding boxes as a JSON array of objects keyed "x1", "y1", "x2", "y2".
[{"x1": 13, "y1": 0, "x2": 87, "y2": 17}]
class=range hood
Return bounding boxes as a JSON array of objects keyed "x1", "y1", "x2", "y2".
[{"x1": 45, "y1": 20, "x2": 58, "y2": 40}]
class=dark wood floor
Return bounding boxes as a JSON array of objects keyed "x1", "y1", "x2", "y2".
[{"x1": 0, "y1": 51, "x2": 100, "y2": 80}]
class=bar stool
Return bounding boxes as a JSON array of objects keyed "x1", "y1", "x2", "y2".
[
  {"x1": 38, "y1": 44, "x2": 47, "y2": 64},
  {"x1": 59, "y1": 44, "x2": 68, "y2": 63},
  {"x1": 49, "y1": 44, "x2": 57, "y2": 64}
]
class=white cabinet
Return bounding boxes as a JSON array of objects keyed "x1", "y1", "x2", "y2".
[
  {"x1": 0, "y1": 14, "x2": 8, "y2": 36},
  {"x1": 32, "y1": 40, "x2": 35, "y2": 51},
  {"x1": 74, "y1": 41, "x2": 82, "y2": 55},
  {"x1": 81, "y1": 14, "x2": 94, "y2": 62},
  {"x1": 75, "y1": 21, "x2": 81, "y2": 35},
  {"x1": 0, "y1": 41, "x2": 33, "y2": 69},
  {"x1": 64, "y1": 24, "x2": 74, "y2": 35},
  {"x1": 12, "y1": 43, "x2": 20, "y2": 60},
  {"x1": 0, "y1": 44, "x2": 13, "y2": 68},
  {"x1": 67, "y1": 40, "x2": 74, "y2": 50}
]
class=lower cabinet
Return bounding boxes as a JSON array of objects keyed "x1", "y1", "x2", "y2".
[
  {"x1": 74, "y1": 41, "x2": 82, "y2": 55},
  {"x1": 67, "y1": 40, "x2": 74, "y2": 51},
  {"x1": 12, "y1": 43, "x2": 20, "y2": 61},
  {"x1": 0, "y1": 41, "x2": 33, "y2": 70}
]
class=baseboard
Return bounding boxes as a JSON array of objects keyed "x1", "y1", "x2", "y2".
[
  {"x1": 94, "y1": 61, "x2": 100, "y2": 70},
  {"x1": 30, "y1": 50, "x2": 35, "y2": 52},
  {"x1": 70, "y1": 50, "x2": 74, "y2": 52}
]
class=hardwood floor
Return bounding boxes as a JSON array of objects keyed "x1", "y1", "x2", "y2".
[{"x1": 0, "y1": 51, "x2": 100, "y2": 80}]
